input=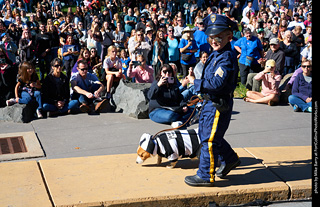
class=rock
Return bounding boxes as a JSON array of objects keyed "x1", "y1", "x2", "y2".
[
  {"x1": 112, "y1": 80, "x2": 151, "y2": 119},
  {"x1": 279, "y1": 73, "x2": 293, "y2": 104},
  {"x1": 0, "y1": 102, "x2": 37, "y2": 123}
]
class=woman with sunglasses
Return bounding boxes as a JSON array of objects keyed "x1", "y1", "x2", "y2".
[
  {"x1": 42, "y1": 58, "x2": 79, "y2": 116},
  {"x1": 288, "y1": 59, "x2": 312, "y2": 113},
  {"x1": 147, "y1": 64, "x2": 192, "y2": 128}
]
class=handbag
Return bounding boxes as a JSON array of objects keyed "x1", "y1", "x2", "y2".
[
  {"x1": 245, "y1": 56, "x2": 254, "y2": 66},
  {"x1": 181, "y1": 53, "x2": 192, "y2": 62}
]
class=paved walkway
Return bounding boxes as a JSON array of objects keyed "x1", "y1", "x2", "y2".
[{"x1": 0, "y1": 99, "x2": 312, "y2": 206}]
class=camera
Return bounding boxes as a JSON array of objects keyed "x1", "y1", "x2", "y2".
[
  {"x1": 132, "y1": 61, "x2": 141, "y2": 66},
  {"x1": 167, "y1": 77, "x2": 174, "y2": 84}
]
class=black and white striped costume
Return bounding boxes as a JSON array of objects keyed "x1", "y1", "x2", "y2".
[{"x1": 141, "y1": 128, "x2": 201, "y2": 161}]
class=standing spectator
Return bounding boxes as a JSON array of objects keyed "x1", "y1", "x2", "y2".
[
  {"x1": 151, "y1": 30, "x2": 169, "y2": 77},
  {"x1": 0, "y1": 48, "x2": 16, "y2": 107},
  {"x1": 279, "y1": 30, "x2": 299, "y2": 76},
  {"x1": 288, "y1": 59, "x2": 312, "y2": 113},
  {"x1": 128, "y1": 30, "x2": 151, "y2": 62},
  {"x1": 234, "y1": 28, "x2": 264, "y2": 85},
  {"x1": 301, "y1": 35, "x2": 312, "y2": 62},
  {"x1": 62, "y1": 35, "x2": 80, "y2": 79},
  {"x1": 113, "y1": 22, "x2": 128, "y2": 49},
  {"x1": 0, "y1": 32, "x2": 17, "y2": 64},
  {"x1": 100, "y1": 21, "x2": 114, "y2": 62},
  {"x1": 230, "y1": 1, "x2": 241, "y2": 22},
  {"x1": 193, "y1": 19, "x2": 210, "y2": 61},
  {"x1": 244, "y1": 59, "x2": 281, "y2": 106},
  {"x1": 242, "y1": 0, "x2": 255, "y2": 19},
  {"x1": 124, "y1": 8, "x2": 137, "y2": 36},
  {"x1": 193, "y1": 51, "x2": 208, "y2": 79},
  {"x1": 183, "y1": 0, "x2": 192, "y2": 25},
  {"x1": 18, "y1": 29, "x2": 35, "y2": 63},
  {"x1": 42, "y1": 58, "x2": 79, "y2": 116},
  {"x1": 179, "y1": 27, "x2": 198, "y2": 78},
  {"x1": 127, "y1": 54, "x2": 154, "y2": 83},
  {"x1": 173, "y1": 17, "x2": 185, "y2": 39},
  {"x1": 166, "y1": 26, "x2": 180, "y2": 72},
  {"x1": 35, "y1": 21, "x2": 52, "y2": 80}
]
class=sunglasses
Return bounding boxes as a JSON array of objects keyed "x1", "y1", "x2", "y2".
[
  {"x1": 54, "y1": 64, "x2": 61, "y2": 67},
  {"x1": 301, "y1": 65, "x2": 311, "y2": 68},
  {"x1": 162, "y1": 69, "x2": 172, "y2": 74},
  {"x1": 79, "y1": 68, "x2": 88, "y2": 71}
]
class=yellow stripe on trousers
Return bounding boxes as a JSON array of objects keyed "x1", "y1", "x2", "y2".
[{"x1": 208, "y1": 110, "x2": 220, "y2": 183}]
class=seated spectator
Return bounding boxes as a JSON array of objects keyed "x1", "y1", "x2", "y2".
[
  {"x1": 127, "y1": 54, "x2": 154, "y2": 83},
  {"x1": 148, "y1": 64, "x2": 192, "y2": 127},
  {"x1": 71, "y1": 47, "x2": 93, "y2": 76},
  {"x1": 193, "y1": 51, "x2": 208, "y2": 79},
  {"x1": 6, "y1": 61, "x2": 43, "y2": 118},
  {"x1": 119, "y1": 49, "x2": 131, "y2": 79},
  {"x1": 103, "y1": 45, "x2": 123, "y2": 99},
  {"x1": 70, "y1": 60, "x2": 107, "y2": 113},
  {"x1": 288, "y1": 59, "x2": 312, "y2": 113},
  {"x1": 62, "y1": 35, "x2": 80, "y2": 79},
  {"x1": 42, "y1": 58, "x2": 79, "y2": 116},
  {"x1": 244, "y1": 59, "x2": 281, "y2": 106}
]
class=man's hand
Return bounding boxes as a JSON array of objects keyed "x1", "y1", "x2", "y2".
[{"x1": 86, "y1": 92, "x2": 94, "y2": 99}]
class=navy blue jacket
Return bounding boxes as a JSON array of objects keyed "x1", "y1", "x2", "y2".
[{"x1": 194, "y1": 42, "x2": 239, "y2": 100}]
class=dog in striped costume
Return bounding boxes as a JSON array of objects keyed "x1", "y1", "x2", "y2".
[{"x1": 136, "y1": 128, "x2": 201, "y2": 168}]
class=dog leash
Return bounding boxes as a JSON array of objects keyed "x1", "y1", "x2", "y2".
[{"x1": 152, "y1": 95, "x2": 204, "y2": 139}]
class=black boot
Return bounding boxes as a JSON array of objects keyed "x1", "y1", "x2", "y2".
[
  {"x1": 216, "y1": 159, "x2": 241, "y2": 178},
  {"x1": 184, "y1": 174, "x2": 214, "y2": 187}
]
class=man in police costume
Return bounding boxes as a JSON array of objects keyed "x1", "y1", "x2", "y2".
[{"x1": 185, "y1": 14, "x2": 241, "y2": 187}]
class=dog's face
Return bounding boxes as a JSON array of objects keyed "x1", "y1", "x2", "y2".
[{"x1": 136, "y1": 133, "x2": 153, "y2": 164}]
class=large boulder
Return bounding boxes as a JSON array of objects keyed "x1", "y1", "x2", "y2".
[
  {"x1": 112, "y1": 80, "x2": 151, "y2": 119},
  {"x1": 0, "y1": 103, "x2": 37, "y2": 123}
]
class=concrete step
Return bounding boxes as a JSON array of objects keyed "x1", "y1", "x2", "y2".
[{"x1": 0, "y1": 146, "x2": 312, "y2": 207}]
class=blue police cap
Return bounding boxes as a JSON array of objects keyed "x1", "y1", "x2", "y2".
[{"x1": 203, "y1": 14, "x2": 236, "y2": 36}]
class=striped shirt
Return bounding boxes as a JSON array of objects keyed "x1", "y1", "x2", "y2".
[{"x1": 155, "y1": 128, "x2": 201, "y2": 161}]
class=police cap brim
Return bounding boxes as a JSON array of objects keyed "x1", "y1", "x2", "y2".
[{"x1": 205, "y1": 27, "x2": 229, "y2": 37}]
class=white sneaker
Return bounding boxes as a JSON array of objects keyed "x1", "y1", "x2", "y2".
[
  {"x1": 36, "y1": 109, "x2": 43, "y2": 119},
  {"x1": 171, "y1": 121, "x2": 183, "y2": 128},
  {"x1": 6, "y1": 98, "x2": 16, "y2": 106}
]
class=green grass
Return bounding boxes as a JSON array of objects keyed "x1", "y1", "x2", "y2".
[{"x1": 234, "y1": 83, "x2": 247, "y2": 98}]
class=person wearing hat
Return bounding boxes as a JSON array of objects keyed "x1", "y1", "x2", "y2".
[
  {"x1": 178, "y1": 27, "x2": 198, "y2": 78},
  {"x1": 244, "y1": 59, "x2": 281, "y2": 106},
  {"x1": 185, "y1": 14, "x2": 240, "y2": 187}
]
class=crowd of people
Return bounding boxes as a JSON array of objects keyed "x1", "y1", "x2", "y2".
[{"x1": 0, "y1": 0, "x2": 312, "y2": 126}]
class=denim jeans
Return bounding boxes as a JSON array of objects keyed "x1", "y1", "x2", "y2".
[
  {"x1": 288, "y1": 95, "x2": 312, "y2": 112},
  {"x1": 72, "y1": 83, "x2": 101, "y2": 105},
  {"x1": 19, "y1": 91, "x2": 42, "y2": 110},
  {"x1": 43, "y1": 100, "x2": 79, "y2": 113},
  {"x1": 149, "y1": 107, "x2": 193, "y2": 124}
]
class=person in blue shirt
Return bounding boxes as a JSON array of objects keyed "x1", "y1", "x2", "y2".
[
  {"x1": 124, "y1": 8, "x2": 137, "y2": 36},
  {"x1": 185, "y1": 14, "x2": 241, "y2": 187},
  {"x1": 234, "y1": 28, "x2": 264, "y2": 85},
  {"x1": 193, "y1": 19, "x2": 211, "y2": 61},
  {"x1": 178, "y1": 27, "x2": 198, "y2": 78},
  {"x1": 167, "y1": 26, "x2": 180, "y2": 72}
]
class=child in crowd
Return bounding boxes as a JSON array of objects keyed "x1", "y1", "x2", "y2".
[
  {"x1": 103, "y1": 45, "x2": 123, "y2": 99},
  {"x1": 244, "y1": 59, "x2": 281, "y2": 106},
  {"x1": 6, "y1": 61, "x2": 43, "y2": 118},
  {"x1": 120, "y1": 49, "x2": 131, "y2": 80}
]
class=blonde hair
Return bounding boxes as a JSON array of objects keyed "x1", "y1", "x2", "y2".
[{"x1": 106, "y1": 45, "x2": 118, "y2": 58}]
